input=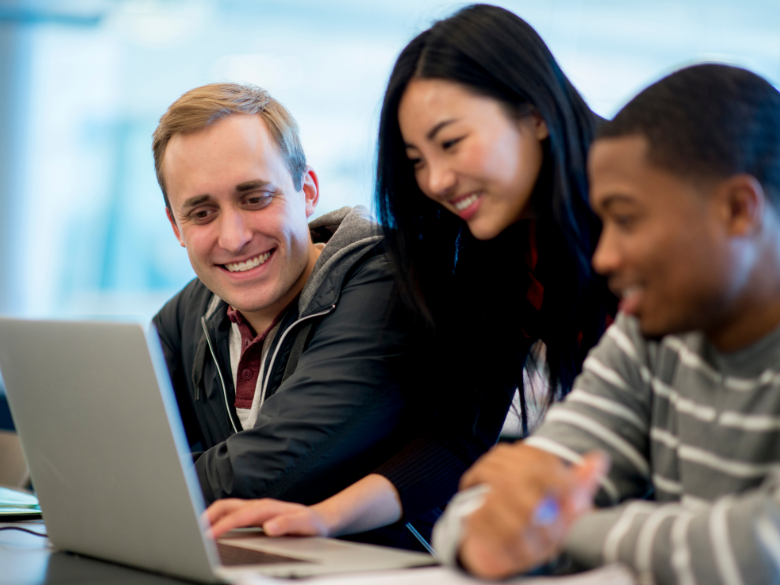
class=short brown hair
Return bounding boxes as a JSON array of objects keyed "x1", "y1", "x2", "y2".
[{"x1": 152, "y1": 83, "x2": 307, "y2": 211}]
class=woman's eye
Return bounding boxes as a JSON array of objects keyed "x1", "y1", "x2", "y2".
[{"x1": 442, "y1": 137, "x2": 463, "y2": 150}]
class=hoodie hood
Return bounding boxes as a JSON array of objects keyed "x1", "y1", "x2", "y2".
[{"x1": 299, "y1": 205, "x2": 382, "y2": 315}]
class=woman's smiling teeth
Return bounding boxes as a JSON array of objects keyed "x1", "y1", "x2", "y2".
[
  {"x1": 453, "y1": 193, "x2": 480, "y2": 211},
  {"x1": 224, "y1": 251, "x2": 271, "y2": 273}
]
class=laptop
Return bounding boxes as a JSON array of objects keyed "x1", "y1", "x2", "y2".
[{"x1": 0, "y1": 317, "x2": 436, "y2": 582}]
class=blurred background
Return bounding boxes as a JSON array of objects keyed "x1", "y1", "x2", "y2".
[
  {"x1": 0, "y1": 0, "x2": 779, "y2": 324},
  {"x1": 0, "y1": 0, "x2": 779, "y2": 443}
]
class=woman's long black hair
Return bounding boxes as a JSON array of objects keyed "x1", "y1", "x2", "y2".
[{"x1": 375, "y1": 4, "x2": 615, "y2": 433}]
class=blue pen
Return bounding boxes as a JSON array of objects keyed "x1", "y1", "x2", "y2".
[{"x1": 532, "y1": 496, "x2": 560, "y2": 526}]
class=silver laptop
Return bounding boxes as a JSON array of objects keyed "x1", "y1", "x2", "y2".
[{"x1": 0, "y1": 317, "x2": 435, "y2": 582}]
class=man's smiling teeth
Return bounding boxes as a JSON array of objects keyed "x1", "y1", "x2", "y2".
[
  {"x1": 454, "y1": 193, "x2": 480, "y2": 211},
  {"x1": 621, "y1": 286, "x2": 640, "y2": 299},
  {"x1": 225, "y1": 252, "x2": 271, "y2": 273}
]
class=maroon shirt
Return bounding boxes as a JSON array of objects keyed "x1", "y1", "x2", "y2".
[{"x1": 226, "y1": 307, "x2": 286, "y2": 409}]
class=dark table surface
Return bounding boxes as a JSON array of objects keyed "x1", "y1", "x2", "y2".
[{"x1": 0, "y1": 520, "x2": 193, "y2": 585}]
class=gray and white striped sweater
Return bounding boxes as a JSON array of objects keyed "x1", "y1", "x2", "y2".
[{"x1": 525, "y1": 313, "x2": 780, "y2": 584}]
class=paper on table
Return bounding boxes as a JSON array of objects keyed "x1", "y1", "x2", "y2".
[
  {"x1": 236, "y1": 563, "x2": 636, "y2": 585},
  {"x1": 0, "y1": 486, "x2": 41, "y2": 517}
]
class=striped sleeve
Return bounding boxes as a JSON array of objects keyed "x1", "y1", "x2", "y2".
[
  {"x1": 529, "y1": 314, "x2": 780, "y2": 584},
  {"x1": 526, "y1": 313, "x2": 653, "y2": 505},
  {"x1": 565, "y1": 471, "x2": 780, "y2": 585}
]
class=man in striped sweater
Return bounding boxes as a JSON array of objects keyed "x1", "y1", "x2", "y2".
[{"x1": 433, "y1": 63, "x2": 780, "y2": 584}]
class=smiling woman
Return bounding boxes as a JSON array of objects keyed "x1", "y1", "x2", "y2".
[
  {"x1": 376, "y1": 3, "x2": 615, "y2": 403},
  {"x1": 398, "y1": 79, "x2": 548, "y2": 240}
]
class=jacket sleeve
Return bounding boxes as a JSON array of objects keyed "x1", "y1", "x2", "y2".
[
  {"x1": 152, "y1": 280, "x2": 204, "y2": 452},
  {"x1": 373, "y1": 377, "x2": 514, "y2": 521},
  {"x1": 193, "y1": 255, "x2": 416, "y2": 505}
]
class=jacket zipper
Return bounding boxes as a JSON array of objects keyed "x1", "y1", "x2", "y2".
[
  {"x1": 257, "y1": 305, "x2": 336, "y2": 410},
  {"x1": 201, "y1": 316, "x2": 239, "y2": 434}
]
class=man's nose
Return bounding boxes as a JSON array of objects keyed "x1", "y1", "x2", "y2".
[
  {"x1": 217, "y1": 209, "x2": 252, "y2": 253},
  {"x1": 591, "y1": 226, "x2": 620, "y2": 276}
]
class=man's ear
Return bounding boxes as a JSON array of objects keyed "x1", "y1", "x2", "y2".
[
  {"x1": 301, "y1": 166, "x2": 320, "y2": 218},
  {"x1": 166, "y1": 207, "x2": 186, "y2": 248},
  {"x1": 719, "y1": 174, "x2": 765, "y2": 237}
]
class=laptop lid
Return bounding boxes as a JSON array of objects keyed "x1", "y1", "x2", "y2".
[
  {"x1": 0, "y1": 318, "x2": 221, "y2": 583},
  {"x1": 0, "y1": 317, "x2": 436, "y2": 581}
]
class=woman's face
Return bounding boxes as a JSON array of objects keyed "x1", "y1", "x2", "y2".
[{"x1": 398, "y1": 78, "x2": 548, "y2": 240}]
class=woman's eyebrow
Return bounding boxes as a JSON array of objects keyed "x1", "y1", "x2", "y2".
[
  {"x1": 426, "y1": 118, "x2": 459, "y2": 141},
  {"x1": 404, "y1": 119, "x2": 461, "y2": 149}
]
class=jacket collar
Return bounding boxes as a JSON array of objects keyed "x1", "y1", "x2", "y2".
[
  {"x1": 200, "y1": 205, "x2": 382, "y2": 328},
  {"x1": 298, "y1": 205, "x2": 382, "y2": 316}
]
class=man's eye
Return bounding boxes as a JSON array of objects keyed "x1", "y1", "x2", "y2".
[
  {"x1": 192, "y1": 208, "x2": 215, "y2": 221},
  {"x1": 245, "y1": 193, "x2": 273, "y2": 207},
  {"x1": 612, "y1": 215, "x2": 637, "y2": 229}
]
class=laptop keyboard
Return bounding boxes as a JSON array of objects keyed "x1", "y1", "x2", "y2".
[{"x1": 216, "y1": 542, "x2": 312, "y2": 566}]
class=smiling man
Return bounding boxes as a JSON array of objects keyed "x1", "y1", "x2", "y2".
[
  {"x1": 150, "y1": 84, "x2": 420, "y2": 519},
  {"x1": 434, "y1": 64, "x2": 780, "y2": 584}
]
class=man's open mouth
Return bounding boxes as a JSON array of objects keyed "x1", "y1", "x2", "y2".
[{"x1": 223, "y1": 251, "x2": 272, "y2": 273}]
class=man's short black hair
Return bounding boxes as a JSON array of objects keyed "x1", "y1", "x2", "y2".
[{"x1": 598, "y1": 63, "x2": 780, "y2": 207}]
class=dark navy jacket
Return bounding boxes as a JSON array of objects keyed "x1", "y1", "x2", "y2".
[{"x1": 153, "y1": 207, "x2": 425, "y2": 507}]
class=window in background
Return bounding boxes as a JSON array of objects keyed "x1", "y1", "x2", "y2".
[{"x1": 0, "y1": 0, "x2": 778, "y2": 327}]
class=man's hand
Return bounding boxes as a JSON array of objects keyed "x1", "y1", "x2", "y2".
[
  {"x1": 458, "y1": 443, "x2": 609, "y2": 579},
  {"x1": 205, "y1": 498, "x2": 332, "y2": 539}
]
